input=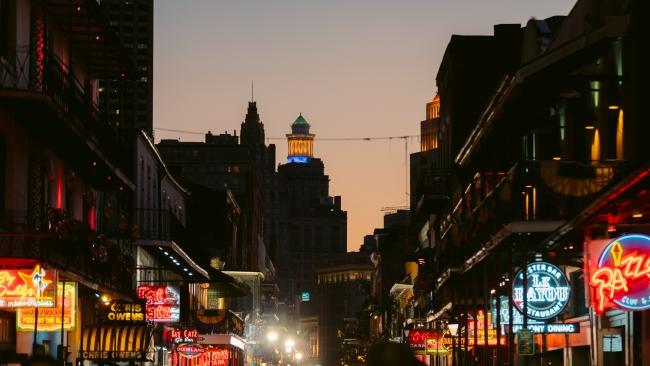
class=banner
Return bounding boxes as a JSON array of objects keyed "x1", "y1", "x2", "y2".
[{"x1": 17, "y1": 282, "x2": 76, "y2": 331}]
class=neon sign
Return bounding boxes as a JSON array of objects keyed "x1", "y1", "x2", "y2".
[
  {"x1": 203, "y1": 347, "x2": 230, "y2": 366},
  {"x1": 467, "y1": 310, "x2": 506, "y2": 346},
  {"x1": 590, "y1": 234, "x2": 650, "y2": 313},
  {"x1": 167, "y1": 328, "x2": 200, "y2": 344},
  {"x1": 105, "y1": 301, "x2": 145, "y2": 323},
  {"x1": 176, "y1": 343, "x2": 204, "y2": 359},
  {"x1": 0, "y1": 265, "x2": 57, "y2": 308},
  {"x1": 17, "y1": 282, "x2": 76, "y2": 331},
  {"x1": 406, "y1": 329, "x2": 439, "y2": 350},
  {"x1": 512, "y1": 262, "x2": 570, "y2": 320},
  {"x1": 136, "y1": 285, "x2": 180, "y2": 322}
]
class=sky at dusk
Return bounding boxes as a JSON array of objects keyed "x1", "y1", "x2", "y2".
[{"x1": 153, "y1": 0, "x2": 574, "y2": 252}]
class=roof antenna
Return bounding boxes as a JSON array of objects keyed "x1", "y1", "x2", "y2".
[{"x1": 251, "y1": 80, "x2": 254, "y2": 102}]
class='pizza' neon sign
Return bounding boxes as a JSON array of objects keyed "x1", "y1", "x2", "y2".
[{"x1": 590, "y1": 234, "x2": 650, "y2": 313}]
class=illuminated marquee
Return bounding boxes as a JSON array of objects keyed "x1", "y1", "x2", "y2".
[
  {"x1": 167, "y1": 328, "x2": 200, "y2": 344},
  {"x1": 590, "y1": 234, "x2": 650, "y2": 313},
  {"x1": 467, "y1": 310, "x2": 506, "y2": 346},
  {"x1": 203, "y1": 347, "x2": 230, "y2": 366},
  {"x1": 512, "y1": 262, "x2": 570, "y2": 320},
  {"x1": 0, "y1": 265, "x2": 57, "y2": 308},
  {"x1": 136, "y1": 285, "x2": 180, "y2": 323},
  {"x1": 17, "y1": 282, "x2": 76, "y2": 331},
  {"x1": 406, "y1": 329, "x2": 439, "y2": 350},
  {"x1": 105, "y1": 301, "x2": 145, "y2": 323}
]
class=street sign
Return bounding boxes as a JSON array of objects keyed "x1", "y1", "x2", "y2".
[{"x1": 517, "y1": 329, "x2": 535, "y2": 356}]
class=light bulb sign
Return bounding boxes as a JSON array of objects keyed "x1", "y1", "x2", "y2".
[
  {"x1": 512, "y1": 262, "x2": 570, "y2": 320},
  {"x1": 590, "y1": 234, "x2": 650, "y2": 313}
]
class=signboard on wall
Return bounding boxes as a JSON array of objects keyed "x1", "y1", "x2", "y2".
[
  {"x1": 17, "y1": 282, "x2": 76, "y2": 331},
  {"x1": 104, "y1": 300, "x2": 146, "y2": 323},
  {"x1": 167, "y1": 328, "x2": 200, "y2": 344},
  {"x1": 136, "y1": 285, "x2": 180, "y2": 322},
  {"x1": 0, "y1": 265, "x2": 57, "y2": 308},
  {"x1": 511, "y1": 323, "x2": 579, "y2": 334},
  {"x1": 301, "y1": 291, "x2": 311, "y2": 302},
  {"x1": 517, "y1": 329, "x2": 535, "y2": 355},
  {"x1": 176, "y1": 343, "x2": 205, "y2": 359},
  {"x1": 512, "y1": 262, "x2": 570, "y2": 320},
  {"x1": 589, "y1": 234, "x2": 650, "y2": 313},
  {"x1": 406, "y1": 329, "x2": 440, "y2": 352},
  {"x1": 467, "y1": 310, "x2": 506, "y2": 346},
  {"x1": 203, "y1": 347, "x2": 230, "y2": 366}
]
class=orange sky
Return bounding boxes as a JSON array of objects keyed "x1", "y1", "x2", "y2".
[{"x1": 153, "y1": 0, "x2": 574, "y2": 251}]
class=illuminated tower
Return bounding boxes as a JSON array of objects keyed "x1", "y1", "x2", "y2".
[{"x1": 287, "y1": 114, "x2": 315, "y2": 163}]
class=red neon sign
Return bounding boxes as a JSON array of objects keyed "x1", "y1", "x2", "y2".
[
  {"x1": 203, "y1": 347, "x2": 229, "y2": 366},
  {"x1": 407, "y1": 329, "x2": 439, "y2": 349},
  {"x1": 136, "y1": 285, "x2": 180, "y2": 322},
  {"x1": 167, "y1": 328, "x2": 199, "y2": 344},
  {"x1": 590, "y1": 235, "x2": 650, "y2": 313},
  {"x1": 0, "y1": 265, "x2": 57, "y2": 308}
]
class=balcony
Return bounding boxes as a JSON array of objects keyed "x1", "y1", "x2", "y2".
[
  {"x1": 0, "y1": 210, "x2": 135, "y2": 295},
  {"x1": 1, "y1": 46, "x2": 132, "y2": 190},
  {"x1": 439, "y1": 160, "x2": 628, "y2": 271}
]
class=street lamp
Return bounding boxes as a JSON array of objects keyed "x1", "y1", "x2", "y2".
[
  {"x1": 447, "y1": 320, "x2": 460, "y2": 366},
  {"x1": 447, "y1": 321, "x2": 459, "y2": 336},
  {"x1": 267, "y1": 331, "x2": 279, "y2": 343},
  {"x1": 284, "y1": 339, "x2": 295, "y2": 348}
]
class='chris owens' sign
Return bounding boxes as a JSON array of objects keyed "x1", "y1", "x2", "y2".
[
  {"x1": 105, "y1": 300, "x2": 146, "y2": 323},
  {"x1": 512, "y1": 262, "x2": 570, "y2": 320},
  {"x1": 590, "y1": 234, "x2": 650, "y2": 313}
]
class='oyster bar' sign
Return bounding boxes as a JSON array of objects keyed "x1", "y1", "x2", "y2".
[{"x1": 512, "y1": 262, "x2": 570, "y2": 320}]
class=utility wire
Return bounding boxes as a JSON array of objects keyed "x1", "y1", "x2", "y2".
[{"x1": 155, "y1": 127, "x2": 417, "y2": 141}]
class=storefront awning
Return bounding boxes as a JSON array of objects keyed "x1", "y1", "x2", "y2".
[{"x1": 80, "y1": 325, "x2": 155, "y2": 361}]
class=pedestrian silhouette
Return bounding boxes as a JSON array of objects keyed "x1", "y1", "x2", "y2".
[{"x1": 366, "y1": 341, "x2": 425, "y2": 366}]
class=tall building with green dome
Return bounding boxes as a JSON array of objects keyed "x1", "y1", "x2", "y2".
[{"x1": 275, "y1": 114, "x2": 348, "y2": 311}]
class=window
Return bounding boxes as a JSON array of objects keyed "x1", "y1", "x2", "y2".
[{"x1": 0, "y1": 0, "x2": 16, "y2": 59}]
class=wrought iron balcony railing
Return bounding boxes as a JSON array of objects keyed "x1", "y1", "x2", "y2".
[
  {"x1": 1, "y1": 45, "x2": 122, "y2": 157},
  {"x1": 438, "y1": 160, "x2": 629, "y2": 267},
  {"x1": 0, "y1": 210, "x2": 135, "y2": 294}
]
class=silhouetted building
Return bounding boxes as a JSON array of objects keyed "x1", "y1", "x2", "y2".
[
  {"x1": 275, "y1": 114, "x2": 347, "y2": 305},
  {"x1": 99, "y1": 0, "x2": 154, "y2": 134},
  {"x1": 157, "y1": 102, "x2": 276, "y2": 277}
]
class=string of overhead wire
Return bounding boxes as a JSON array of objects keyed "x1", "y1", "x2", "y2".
[
  {"x1": 154, "y1": 127, "x2": 418, "y2": 142},
  {"x1": 155, "y1": 126, "x2": 418, "y2": 206}
]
